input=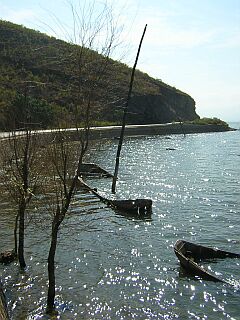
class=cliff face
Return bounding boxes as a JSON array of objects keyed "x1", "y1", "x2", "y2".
[{"x1": 128, "y1": 89, "x2": 198, "y2": 124}]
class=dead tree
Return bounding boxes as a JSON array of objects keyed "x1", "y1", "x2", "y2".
[
  {"x1": 45, "y1": 1, "x2": 122, "y2": 314},
  {"x1": 0, "y1": 128, "x2": 40, "y2": 269},
  {"x1": 45, "y1": 126, "x2": 90, "y2": 313},
  {"x1": 0, "y1": 82, "x2": 44, "y2": 268}
]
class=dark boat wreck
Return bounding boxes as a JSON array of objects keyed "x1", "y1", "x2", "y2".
[
  {"x1": 77, "y1": 177, "x2": 152, "y2": 216},
  {"x1": 79, "y1": 163, "x2": 113, "y2": 178},
  {"x1": 174, "y1": 239, "x2": 240, "y2": 283}
]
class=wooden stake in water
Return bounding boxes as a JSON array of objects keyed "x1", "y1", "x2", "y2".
[{"x1": 111, "y1": 24, "x2": 147, "y2": 194}]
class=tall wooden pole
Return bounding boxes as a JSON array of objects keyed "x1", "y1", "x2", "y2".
[{"x1": 111, "y1": 24, "x2": 147, "y2": 194}]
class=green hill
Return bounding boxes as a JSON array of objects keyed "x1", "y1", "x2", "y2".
[{"x1": 0, "y1": 20, "x2": 199, "y2": 130}]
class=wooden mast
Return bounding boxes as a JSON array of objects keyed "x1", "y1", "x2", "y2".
[{"x1": 111, "y1": 24, "x2": 147, "y2": 194}]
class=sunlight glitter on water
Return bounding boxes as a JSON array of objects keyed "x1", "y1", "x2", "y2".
[{"x1": 0, "y1": 130, "x2": 240, "y2": 319}]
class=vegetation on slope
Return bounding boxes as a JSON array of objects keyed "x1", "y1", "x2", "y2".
[
  {"x1": 0, "y1": 20, "x2": 197, "y2": 130},
  {"x1": 189, "y1": 117, "x2": 230, "y2": 128}
]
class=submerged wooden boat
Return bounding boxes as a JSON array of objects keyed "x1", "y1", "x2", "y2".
[
  {"x1": 110, "y1": 199, "x2": 152, "y2": 215},
  {"x1": 77, "y1": 177, "x2": 152, "y2": 215},
  {"x1": 174, "y1": 239, "x2": 240, "y2": 283},
  {"x1": 79, "y1": 163, "x2": 113, "y2": 178}
]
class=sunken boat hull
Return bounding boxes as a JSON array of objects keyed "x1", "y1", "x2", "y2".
[
  {"x1": 77, "y1": 177, "x2": 152, "y2": 216},
  {"x1": 174, "y1": 239, "x2": 240, "y2": 282}
]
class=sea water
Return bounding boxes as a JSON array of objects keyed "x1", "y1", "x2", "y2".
[{"x1": 0, "y1": 126, "x2": 239, "y2": 319}]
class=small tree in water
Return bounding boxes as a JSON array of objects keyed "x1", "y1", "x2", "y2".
[
  {"x1": 0, "y1": 114, "x2": 42, "y2": 269},
  {"x1": 44, "y1": 1, "x2": 122, "y2": 314},
  {"x1": 45, "y1": 128, "x2": 89, "y2": 314}
]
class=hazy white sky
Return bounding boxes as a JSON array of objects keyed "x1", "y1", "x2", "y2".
[{"x1": 1, "y1": 0, "x2": 239, "y2": 121}]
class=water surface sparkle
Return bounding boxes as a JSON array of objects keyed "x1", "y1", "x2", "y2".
[{"x1": 0, "y1": 130, "x2": 240, "y2": 319}]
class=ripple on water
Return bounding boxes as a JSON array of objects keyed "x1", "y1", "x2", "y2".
[{"x1": 0, "y1": 131, "x2": 240, "y2": 319}]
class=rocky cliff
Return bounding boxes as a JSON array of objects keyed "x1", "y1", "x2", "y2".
[{"x1": 128, "y1": 88, "x2": 198, "y2": 124}]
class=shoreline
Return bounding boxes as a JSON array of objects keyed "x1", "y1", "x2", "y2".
[
  {"x1": 0, "y1": 122, "x2": 235, "y2": 142},
  {"x1": 84, "y1": 122, "x2": 235, "y2": 140}
]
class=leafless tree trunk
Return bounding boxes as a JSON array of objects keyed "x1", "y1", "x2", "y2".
[
  {"x1": 47, "y1": 205, "x2": 61, "y2": 312},
  {"x1": 18, "y1": 199, "x2": 27, "y2": 269},
  {"x1": 0, "y1": 128, "x2": 40, "y2": 269},
  {"x1": 44, "y1": 1, "x2": 124, "y2": 314},
  {"x1": 46, "y1": 132, "x2": 88, "y2": 314},
  {"x1": 18, "y1": 128, "x2": 30, "y2": 268},
  {"x1": 44, "y1": 2, "x2": 122, "y2": 314},
  {"x1": 14, "y1": 213, "x2": 19, "y2": 256}
]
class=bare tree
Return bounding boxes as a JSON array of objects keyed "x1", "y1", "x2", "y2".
[
  {"x1": 44, "y1": 1, "x2": 122, "y2": 314},
  {"x1": 0, "y1": 128, "x2": 41, "y2": 269},
  {"x1": 45, "y1": 128, "x2": 88, "y2": 314},
  {"x1": 0, "y1": 84, "x2": 44, "y2": 269}
]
